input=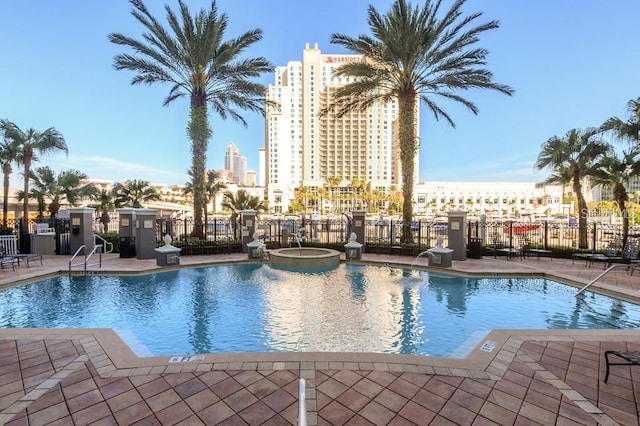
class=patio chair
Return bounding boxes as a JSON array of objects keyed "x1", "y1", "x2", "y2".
[{"x1": 604, "y1": 350, "x2": 640, "y2": 382}]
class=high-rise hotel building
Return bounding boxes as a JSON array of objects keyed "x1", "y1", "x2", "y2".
[{"x1": 265, "y1": 43, "x2": 419, "y2": 213}]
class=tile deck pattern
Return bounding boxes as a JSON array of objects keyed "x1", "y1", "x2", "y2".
[{"x1": 0, "y1": 252, "x2": 639, "y2": 425}]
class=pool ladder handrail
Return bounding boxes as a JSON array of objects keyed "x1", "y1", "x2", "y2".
[
  {"x1": 94, "y1": 233, "x2": 113, "y2": 253},
  {"x1": 298, "y1": 378, "x2": 307, "y2": 426},
  {"x1": 575, "y1": 263, "x2": 628, "y2": 296},
  {"x1": 68, "y1": 244, "x2": 103, "y2": 276}
]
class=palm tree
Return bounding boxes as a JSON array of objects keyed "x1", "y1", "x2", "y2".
[
  {"x1": 221, "y1": 190, "x2": 268, "y2": 221},
  {"x1": 112, "y1": 179, "x2": 161, "y2": 208},
  {"x1": 221, "y1": 189, "x2": 267, "y2": 240},
  {"x1": 323, "y1": 0, "x2": 513, "y2": 243},
  {"x1": 204, "y1": 170, "x2": 226, "y2": 213},
  {"x1": 49, "y1": 169, "x2": 97, "y2": 217},
  {"x1": 602, "y1": 97, "x2": 640, "y2": 145},
  {"x1": 109, "y1": 0, "x2": 272, "y2": 238},
  {"x1": 590, "y1": 145, "x2": 640, "y2": 248},
  {"x1": 534, "y1": 128, "x2": 609, "y2": 248},
  {"x1": 387, "y1": 185, "x2": 403, "y2": 215},
  {"x1": 294, "y1": 185, "x2": 312, "y2": 215},
  {"x1": 0, "y1": 120, "x2": 68, "y2": 224},
  {"x1": 184, "y1": 169, "x2": 226, "y2": 234},
  {"x1": 92, "y1": 189, "x2": 115, "y2": 232},
  {"x1": 325, "y1": 176, "x2": 342, "y2": 214},
  {"x1": 0, "y1": 138, "x2": 21, "y2": 227},
  {"x1": 28, "y1": 167, "x2": 97, "y2": 217},
  {"x1": 316, "y1": 187, "x2": 328, "y2": 214}
]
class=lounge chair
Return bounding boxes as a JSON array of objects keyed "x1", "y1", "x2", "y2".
[
  {"x1": 604, "y1": 350, "x2": 640, "y2": 382},
  {"x1": 572, "y1": 237, "x2": 621, "y2": 266},
  {"x1": 520, "y1": 237, "x2": 552, "y2": 261},
  {"x1": 0, "y1": 246, "x2": 17, "y2": 271},
  {"x1": 590, "y1": 239, "x2": 640, "y2": 269}
]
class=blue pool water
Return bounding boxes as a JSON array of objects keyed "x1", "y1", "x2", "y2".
[{"x1": 0, "y1": 263, "x2": 638, "y2": 358}]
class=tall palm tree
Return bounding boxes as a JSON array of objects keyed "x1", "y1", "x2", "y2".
[
  {"x1": 324, "y1": 0, "x2": 513, "y2": 243},
  {"x1": 0, "y1": 120, "x2": 68, "y2": 224},
  {"x1": 590, "y1": 145, "x2": 640, "y2": 248},
  {"x1": 534, "y1": 128, "x2": 609, "y2": 248},
  {"x1": 112, "y1": 179, "x2": 161, "y2": 208},
  {"x1": 0, "y1": 138, "x2": 21, "y2": 227},
  {"x1": 109, "y1": 0, "x2": 272, "y2": 238}
]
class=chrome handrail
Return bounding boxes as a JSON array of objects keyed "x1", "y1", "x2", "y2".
[
  {"x1": 68, "y1": 245, "x2": 86, "y2": 275},
  {"x1": 298, "y1": 378, "x2": 307, "y2": 426},
  {"x1": 68, "y1": 244, "x2": 102, "y2": 276}
]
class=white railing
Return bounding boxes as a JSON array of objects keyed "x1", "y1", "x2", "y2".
[{"x1": 0, "y1": 235, "x2": 18, "y2": 255}]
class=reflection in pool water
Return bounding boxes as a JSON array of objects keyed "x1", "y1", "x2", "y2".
[{"x1": 0, "y1": 263, "x2": 638, "y2": 358}]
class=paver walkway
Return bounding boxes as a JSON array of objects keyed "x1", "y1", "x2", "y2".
[{"x1": 0, "y1": 253, "x2": 639, "y2": 425}]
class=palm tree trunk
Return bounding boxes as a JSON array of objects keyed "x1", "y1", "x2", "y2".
[
  {"x1": 22, "y1": 157, "x2": 31, "y2": 225},
  {"x1": 573, "y1": 178, "x2": 588, "y2": 249},
  {"x1": 187, "y1": 104, "x2": 211, "y2": 239},
  {"x1": 398, "y1": 92, "x2": 418, "y2": 244},
  {"x1": 614, "y1": 183, "x2": 629, "y2": 248},
  {"x1": 2, "y1": 165, "x2": 10, "y2": 227}
]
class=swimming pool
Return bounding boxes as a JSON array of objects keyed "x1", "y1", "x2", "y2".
[{"x1": 1, "y1": 263, "x2": 638, "y2": 358}]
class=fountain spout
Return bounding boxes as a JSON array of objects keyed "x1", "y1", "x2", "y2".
[{"x1": 295, "y1": 231, "x2": 303, "y2": 254}]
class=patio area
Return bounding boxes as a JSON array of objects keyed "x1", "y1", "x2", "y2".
[{"x1": 0, "y1": 253, "x2": 639, "y2": 425}]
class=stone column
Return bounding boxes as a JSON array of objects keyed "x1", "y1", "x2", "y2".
[
  {"x1": 241, "y1": 210, "x2": 257, "y2": 253},
  {"x1": 116, "y1": 208, "x2": 136, "y2": 258},
  {"x1": 68, "y1": 207, "x2": 95, "y2": 255},
  {"x1": 447, "y1": 210, "x2": 468, "y2": 261},
  {"x1": 351, "y1": 210, "x2": 367, "y2": 253},
  {"x1": 134, "y1": 209, "x2": 157, "y2": 260}
]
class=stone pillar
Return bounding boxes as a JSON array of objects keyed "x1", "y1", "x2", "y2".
[
  {"x1": 117, "y1": 208, "x2": 137, "y2": 258},
  {"x1": 68, "y1": 207, "x2": 95, "y2": 255},
  {"x1": 134, "y1": 209, "x2": 157, "y2": 260},
  {"x1": 447, "y1": 210, "x2": 468, "y2": 261},
  {"x1": 351, "y1": 210, "x2": 366, "y2": 253},
  {"x1": 241, "y1": 210, "x2": 257, "y2": 253}
]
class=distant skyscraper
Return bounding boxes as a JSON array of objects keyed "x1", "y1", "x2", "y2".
[
  {"x1": 224, "y1": 143, "x2": 247, "y2": 185},
  {"x1": 264, "y1": 43, "x2": 418, "y2": 213}
]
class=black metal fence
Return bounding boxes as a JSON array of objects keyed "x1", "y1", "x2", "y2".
[{"x1": 4, "y1": 216, "x2": 631, "y2": 257}]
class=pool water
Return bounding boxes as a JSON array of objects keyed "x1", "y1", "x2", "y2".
[{"x1": 0, "y1": 263, "x2": 638, "y2": 358}]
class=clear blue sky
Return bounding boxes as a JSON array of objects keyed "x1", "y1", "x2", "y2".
[{"x1": 0, "y1": 1, "x2": 637, "y2": 188}]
